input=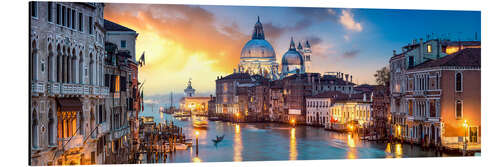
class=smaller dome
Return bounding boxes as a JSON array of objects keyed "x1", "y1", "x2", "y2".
[{"x1": 281, "y1": 50, "x2": 304, "y2": 66}]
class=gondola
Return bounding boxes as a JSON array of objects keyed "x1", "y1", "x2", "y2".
[{"x1": 212, "y1": 135, "x2": 225, "y2": 143}]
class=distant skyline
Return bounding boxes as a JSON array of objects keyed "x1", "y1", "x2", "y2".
[{"x1": 104, "y1": 3, "x2": 480, "y2": 102}]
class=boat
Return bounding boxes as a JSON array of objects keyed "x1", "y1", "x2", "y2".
[
  {"x1": 193, "y1": 120, "x2": 208, "y2": 128},
  {"x1": 212, "y1": 135, "x2": 225, "y2": 143},
  {"x1": 174, "y1": 143, "x2": 188, "y2": 150},
  {"x1": 208, "y1": 116, "x2": 219, "y2": 121}
]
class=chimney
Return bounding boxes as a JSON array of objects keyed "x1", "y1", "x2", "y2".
[
  {"x1": 393, "y1": 50, "x2": 396, "y2": 56},
  {"x1": 363, "y1": 93, "x2": 366, "y2": 102},
  {"x1": 350, "y1": 75, "x2": 353, "y2": 82},
  {"x1": 345, "y1": 74, "x2": 349, "y2": 81}
]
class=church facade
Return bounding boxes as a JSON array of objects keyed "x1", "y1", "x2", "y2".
[{"x1": 237, "y1": 17, "x2": 313, "y2": 79}]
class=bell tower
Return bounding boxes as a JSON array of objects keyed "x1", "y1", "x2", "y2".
[
  {"x1": 184, "y1": 78, "x2": 195, "y2": 97},
  {"x1": 303, "y1": 40, "x2": 312, "y2": 72}
]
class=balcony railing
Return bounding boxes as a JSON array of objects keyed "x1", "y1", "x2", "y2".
[
  {"x1": 31, "y1": 81, "x2": 45, "y2": 94},
  {"x1": 32, "y1": 81, "x2": 110, "y2": 97}
]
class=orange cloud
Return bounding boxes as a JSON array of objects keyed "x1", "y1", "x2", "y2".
[{"x1": 104, "y1": 4, "x2": 248, "y2": 95}]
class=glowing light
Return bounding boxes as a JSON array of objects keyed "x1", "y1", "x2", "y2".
[
  {"x1": 234, "y1": 124, "x2": 242, "y2": 161},
  {"x1": 195, "y1": 131, "x2": 199, "y2": 137},
  {"x1": 192, "y1": 156, "x2": 202, "y2": 163},
  {"x1": 347, "y1": 134, "x2": 356, "y2": 148},
  {"x1": 235, "y1": 124, "x2": 240, "y2": 134},
  {"x1": 395, "y1": 143, "x2": 403, "y2": 158},
  {"x1": 236, "y1": 112, "x2": 240, "y2": 118},
  {"x1": 290, "y1": 127, "x2": 297, "y2": 160}
]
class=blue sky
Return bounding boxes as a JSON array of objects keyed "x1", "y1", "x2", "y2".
[{"x1": 105, "y1": 4, "x2": 480, "y2": 103}]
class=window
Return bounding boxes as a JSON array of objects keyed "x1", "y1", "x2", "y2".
[
  {"x1": 78, "y1": 12, "x2": 83, "y2": 31},
  {"x1": 67, "y1": 7, "x2": 71, "y2": 28},
  {"x1": 456, "y1": 100, "x2": 463, "y2": 119},
  {"x1": 408, "y1": 100, "x2": 413, "y2": 116},
  {"x1": 31, "y1": 109, "x2": 38, "y2": 148},
  {"x1": 120, "y1": 40, "x2": 126, "y2": 48},
  {"x1": 56, "y1": 4, "x2": 61, "y2": 25},
  {"x1": 430, "y1": 100, "x2": 436, "y2": 117},
  {"x1": 48, "y1": 2, "x2": 53, "y2": 22},
  {"x1": 30, "y1": 2, "x2": 37, "y2": 18},
  {"x1": 427, "y1": 44, "x2": 432, "y2": 53},
  {"x1": 62, "y1": 6, "x2": 66, "y2": 26},
  {"x1": 72, "y1": 10, "x2": 75, "y2": 29},
  {"x1": 409, "y1": 56, "x2": 414, "y2": 67},
  {"x1": 456, "y1": 72, "x2": 463, "y2": 92},
  {"x1": 48, "y1": 110, "x2": 55, "y2": 146},
  {"x1": 88, "y1": 16, "x2": 93, "y2": 34}
]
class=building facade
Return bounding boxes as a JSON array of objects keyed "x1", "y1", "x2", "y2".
[
  {"x1": 30, "y1": 2, "x2": 108, "y2": 165},
  {"x1": 389, "y1": 37, "x2": 481, "y2": 148}
]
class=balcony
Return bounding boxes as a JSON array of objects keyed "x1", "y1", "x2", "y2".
[
  {"x1": 31, "y1": 81, "x2": 45, "y2": 94},
  {"x1": 57, "y1": 135, "x2": 83, "y2": 150},
  {"x1": 34, "y1": 81, "x2": 110, "y2": 97}
]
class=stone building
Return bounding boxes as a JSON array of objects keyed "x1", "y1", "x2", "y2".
[
  {"x1": 30, "y1": 2, "x2": 108, "y2": 165},
  {"x1": 329, "y1": 93, "x2": 373, "y2": 131},
  {"x1": 371, "y1": 85, "x2": 391, "y2": 139},
  {"x1": 389, "y1": 37, "x2": 481, "y2": 148},
  {"x1": 179, "y1": 79, "x2": 211, "y2": 116}
]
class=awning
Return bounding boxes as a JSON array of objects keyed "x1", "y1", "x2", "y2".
[{"x1": 56, "y1": 98, "x2": 82, "y2": 112}]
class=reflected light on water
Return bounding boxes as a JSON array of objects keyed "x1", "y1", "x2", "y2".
[
  {"x1": 346, "y1": 134, "x2": 357, "y2": 159},
  {"x1": 192, "y1": 156, "x2": 202, "y2": 163},
  {"x1": 395, "y1": 143, "x2": 403, "y2": 158},
  {"x1": 234, "y1": 124, "x2": 242, "y2": 161},
  {"x1": 289, "y1": 128, "x2": 297, "y2": 160},
  {"x1": 385, "y1": 143, "x2": 392, "y2": 158},
  {"x1": 347, "y1": 134, "x2": 356, "y2": 148}
]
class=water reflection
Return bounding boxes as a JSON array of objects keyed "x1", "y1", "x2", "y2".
[
  {"x1": 346, "y1": 134, "x2": 357, "y2": 159},
  {"x1": 139, "y1": 106, "x2": 448, "y2": 163},
  {"x1": 385, "y1": 143, "x2": 403, "y2": 158},
  {"x1": 234, "y1": 124, "x2": 242, "y2": 161},
  {"x1": 289, "y1": 128, "x2": 297, "y2": 160},
  {"x1": 192, "y1": 156, "x2": 202, "y2": 163}
]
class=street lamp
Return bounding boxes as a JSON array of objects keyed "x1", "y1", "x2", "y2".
[
  {"x1": 290, "y1": 118, "x2": 296, "y2": 127},
  {"x1": 462, "y1": 120, "x2": 468, "y2": 156},
  {"x1": 195, "y1": 131, "x2": 199, "y2": 156}
]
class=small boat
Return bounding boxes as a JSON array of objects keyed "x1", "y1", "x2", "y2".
[
  {"x1": 193, "y1": 119, "x2": 209, "y2": 129},
  {"x1": 174, "y1": 143, "x2": 188, "y2": 150},
  {"x1": 208, "y1": 116, "x2": 219, "y2": 121},
  {"x1": 212, "y1": 135, "x2": 225, "y2": 143}
]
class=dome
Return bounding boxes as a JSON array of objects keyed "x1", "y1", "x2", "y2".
[
  {"x1": 281, "y1": 50, "x2": 304, "y2": 65},
  {"x1": 241, "y1": 39, "x2": 276, "y2": 59}
]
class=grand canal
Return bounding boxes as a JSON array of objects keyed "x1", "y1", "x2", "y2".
[{"x1": 139, "y1": 105, "x2": 451, "y2": 163}]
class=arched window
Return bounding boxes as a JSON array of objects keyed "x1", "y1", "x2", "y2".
[
  {"x1": 48, "y1": 44, "x2": 53, "y2": 82},
  {"x1": 79, "y1": 52, "x2": 84, "y2": 84},
  {"x1": 456, "y1": 72, "x2": 463, "y2": 92},
  {"x1": 32, "y1": 109, "x2": 38, "y2": 148},
  {"x1": 31, "y1": 40, "x2": 38, "y2": 81},
  {"x1": 48, "y1": 109, "x2": 55, "y2": 146},
  {"x1": 456, "y1": 100, "x2": 463, "y2": 119}
]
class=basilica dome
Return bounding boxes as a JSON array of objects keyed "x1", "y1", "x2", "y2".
[
  {"x1": 281, "y1": 49, "x2": 304, "y2": 66},
  {"x1": 241, "y1": 39, "x2": 276, "y2": 59},
  {"x1": 240, "y1": 16, "x2": 276, "y2": 60},
  {"x1": 281, "y1": 37, "x2": 305, "y2": 76}
]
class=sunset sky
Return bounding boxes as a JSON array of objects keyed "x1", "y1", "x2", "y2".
[{"x1": 103, "y1": 3, "x2": 480, "y2": 104}]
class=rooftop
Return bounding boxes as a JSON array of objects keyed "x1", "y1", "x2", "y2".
[
  {"x1": 409, "y1": 48, "x2": 481, "y2": 70},
  {"x1": 104, "y1": 19, "x2": 136, "y2": 32}
]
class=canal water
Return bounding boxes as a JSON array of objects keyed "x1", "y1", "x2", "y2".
[{"x1": 139, "y1": 105, "x2": 449, "y2": 163}]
